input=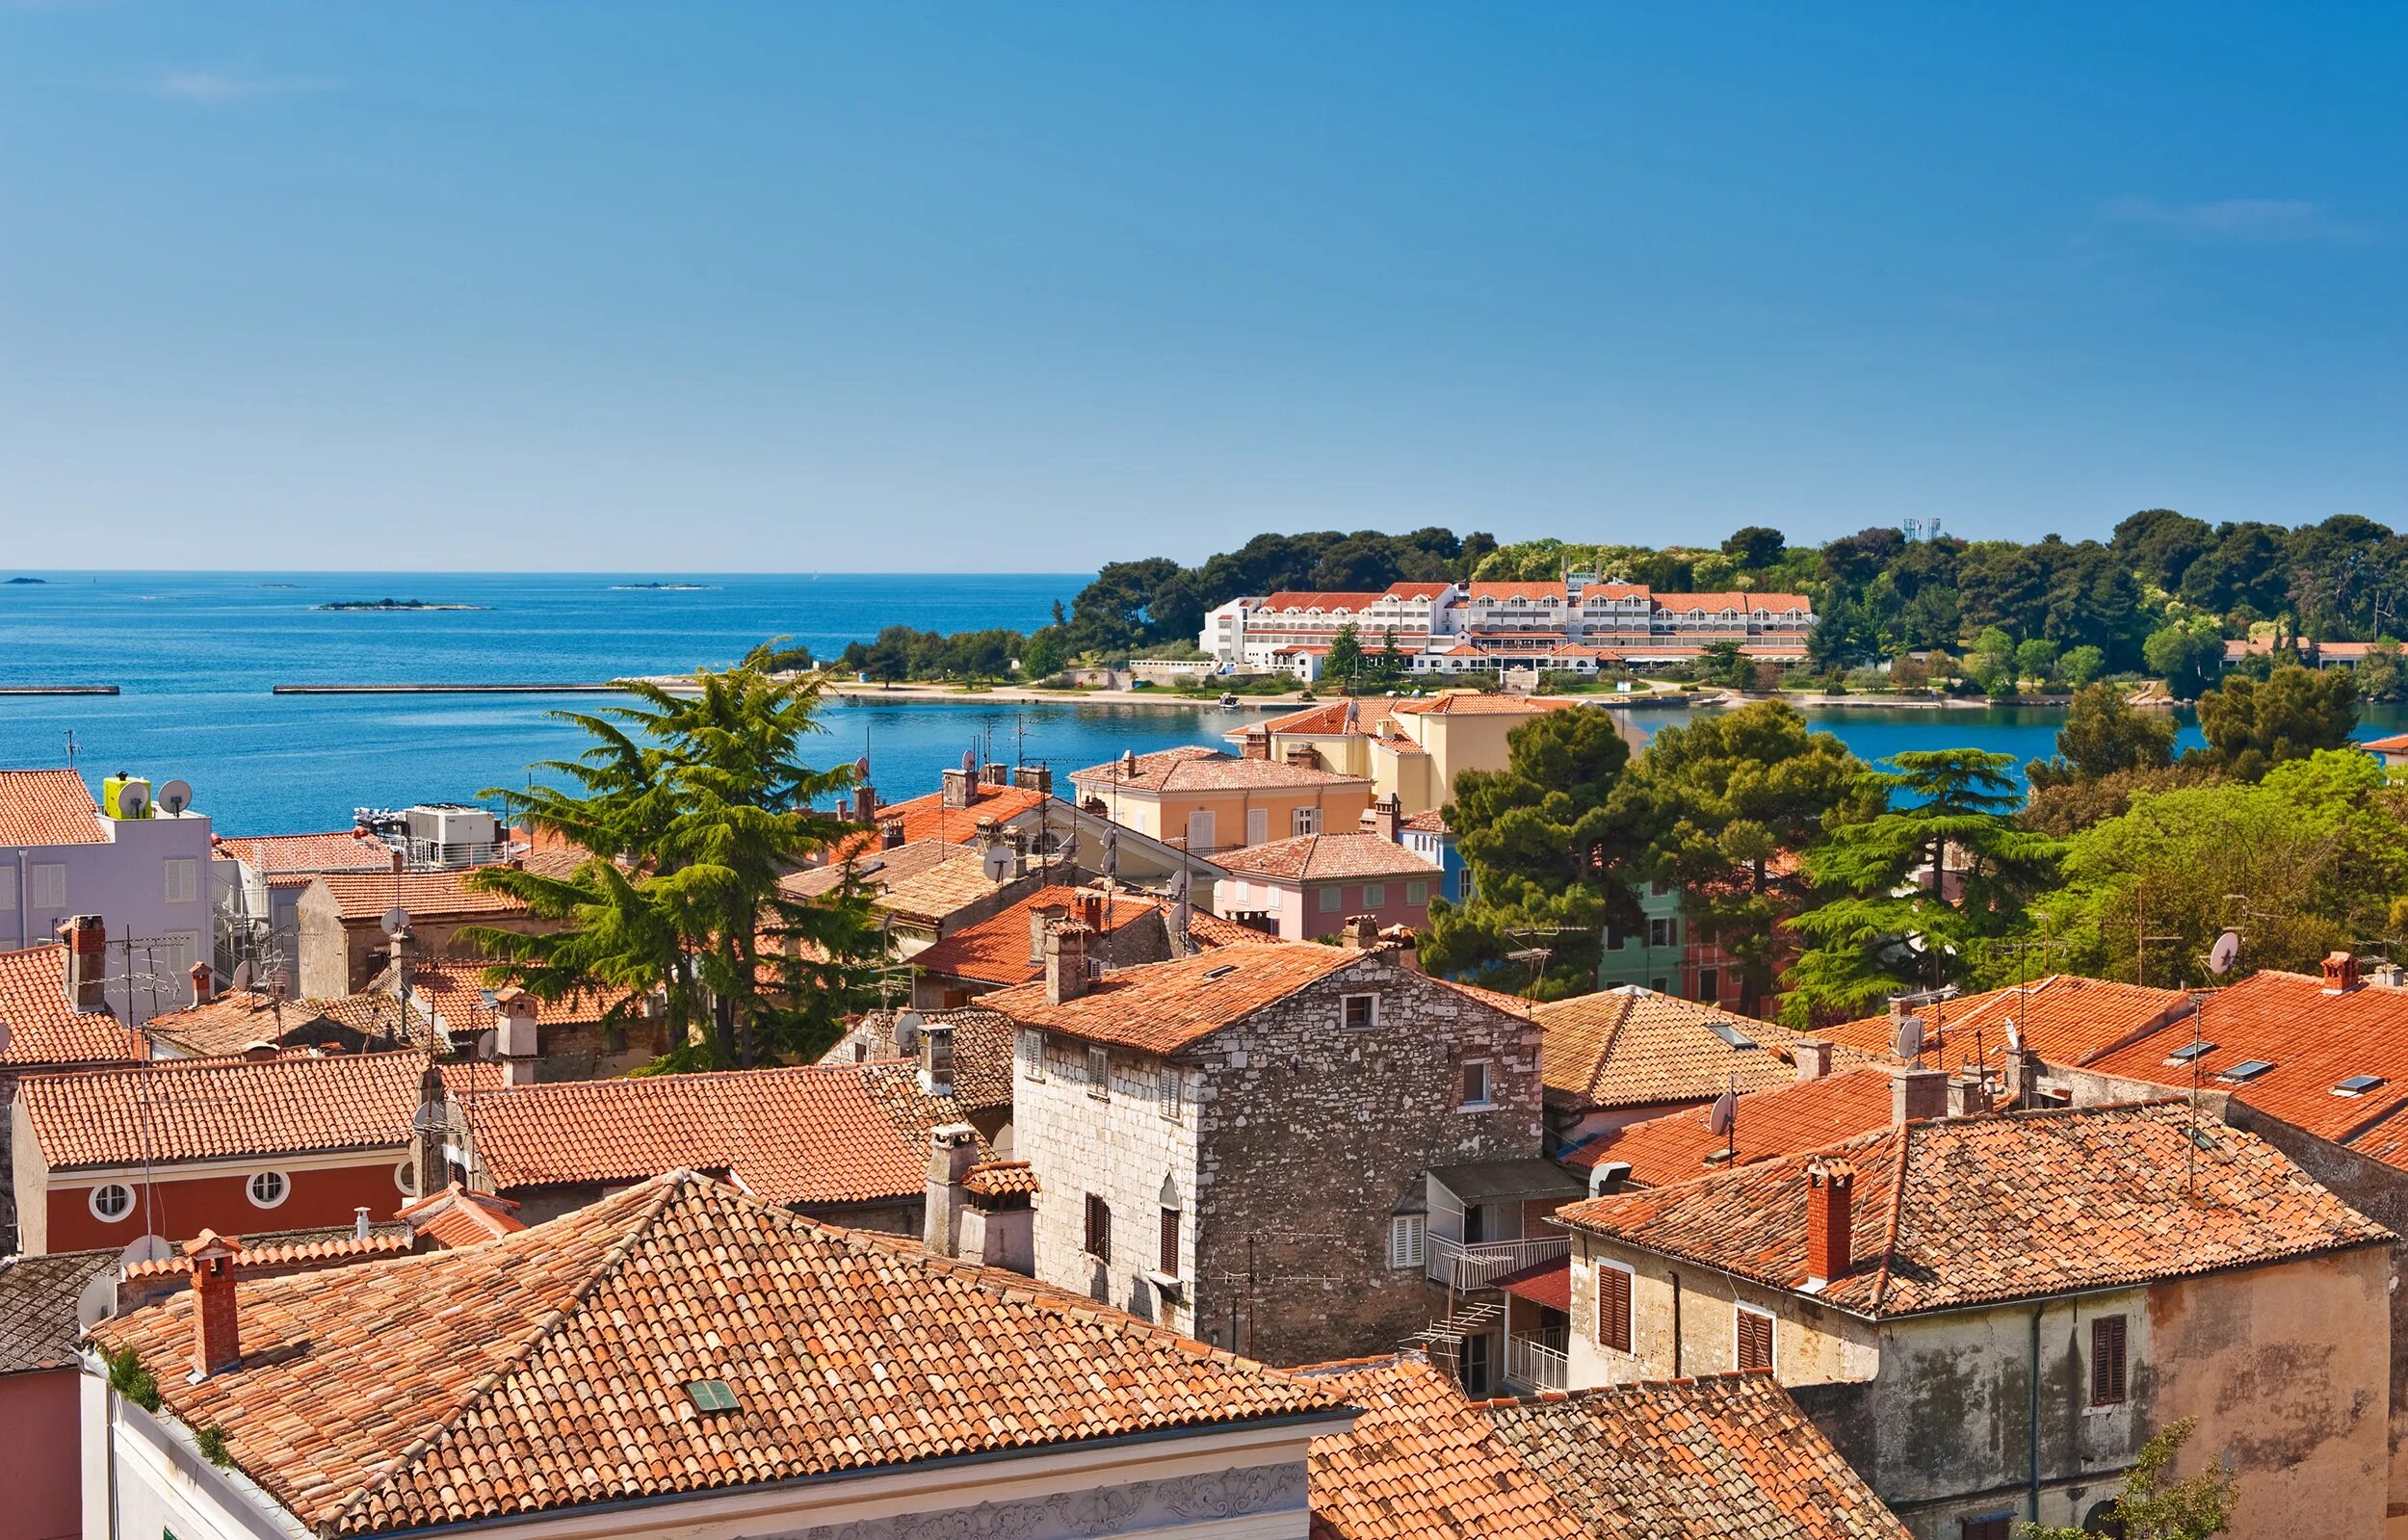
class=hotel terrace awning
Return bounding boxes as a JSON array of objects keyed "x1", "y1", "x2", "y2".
[{"x1": 1427, "y1": 1159, "x2": 1587, "y2": 1207}]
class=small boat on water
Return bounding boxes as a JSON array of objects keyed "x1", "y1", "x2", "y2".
[{"x1": 1217, "y1": 692, "x2": 1240, "y2": 709}]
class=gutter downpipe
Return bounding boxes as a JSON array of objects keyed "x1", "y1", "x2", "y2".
[{"x1": 2028, "y1": 1304, "x2": 2043, "y2": 1526}]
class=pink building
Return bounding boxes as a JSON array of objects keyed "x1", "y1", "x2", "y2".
[{"x1": 1211, "y1": 829, "x2": 1442, "y2": 941}]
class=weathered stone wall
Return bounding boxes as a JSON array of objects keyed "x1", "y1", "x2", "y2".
[{"x1": 1565, "y1": 1233, "x2": 1876, "y2": 1391}]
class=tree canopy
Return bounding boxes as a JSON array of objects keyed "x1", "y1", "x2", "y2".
[
  {"x1": 2027, "y1": 684, "x2": 2177, "y2": 789},
  {"x1": 2193, "y1": 665, "x2": 2357, "y2": 781}
]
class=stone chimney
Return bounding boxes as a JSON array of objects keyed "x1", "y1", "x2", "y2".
[
  {"x1": 495, "y1": 987, "x2": 542, "y2": 1088},
  {"x1": 1891, "y1": 1065, "x2": 1948, "y2": 1124},
  {"x1": 1338, "y1": 914, "x2": 1381, "y2": 951},
  {"x1": 1948, "y1": 1074, "x2": 1992, "y2": 1117},
  {"x1": 2323, "y1": 951, "x2": 2362, "y2": 995},
  {"x1": 1805, "y1": 1159, "x2": 1853, "y2": 1289},
  {"x1": 920, "y1": 1019, "x2": 955, "y2": 1097},
  {"x1": 1239, "y1": 730, "x2": 1270, "y2": 762},
  {"x1": 56, "y1": 916, "x2": 108, "y2": 1013},
  {"x1": 879, "y1": 816, "x2": 905, "y2": 851},
  {"x1": 940, "y1": 767, "x2": 976, "y2": 810},
  {"x1": 189, "y1": 960, "x2": 213, "y2": 1008},
  {"x1": 2004, "y1": 1044, "x2": 2047, "y2": 1107},
  {"x1": 1028, "y1": 903, "x2": 1067, "y2": 967},
  {"x1": 1043, "y1": 920, "x2": 1093, "y2": 1005},
  {"x1": 184, "y1": 1231, "x2": 244, "y2": 1378},
  {"x1": 981, "y1": 761, "x2": 1009, "y2": 788},
  {"x1": 413, "y1": 1063, "x2": 448, "y2": 1199},
  {"x1": 922, "y1": 1123, "x2": 982, "y2": 1258},
  {"x1": 1793, "y1": 1039, "x2": 1834, "y2": 1083},
  {"x1": 960, "y1": 1162, "x2": 1037, "y2": 1275},
  {"x1": 1364, "y1": 794, "x2": 1402, "y2": 844},
  {"x1": 853, "y1": 783, "x2": 878, "y2": 823},
  {"x1": 1011, "y1": 764, "x2": 1053, "y2": 796},
  {"x1": 389, "y1": 927, "x2": 413, "y2": 998}
]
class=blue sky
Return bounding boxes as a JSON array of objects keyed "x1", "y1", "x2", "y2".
[{"x1": 3, "y1": 3, "x2": 2400, "y2": 571}]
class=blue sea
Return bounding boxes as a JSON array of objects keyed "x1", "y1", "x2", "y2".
[{"x1": 0, "y1": 572, "x2": 2393, "y2": 834}]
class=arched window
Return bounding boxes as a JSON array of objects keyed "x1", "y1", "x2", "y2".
[
  {"x1": 89, "y1": 1183, "x2": 135, "y2": 1223},
  {"x1": 247, "y1": 1170, "x2": 291, "y2": 1210}
]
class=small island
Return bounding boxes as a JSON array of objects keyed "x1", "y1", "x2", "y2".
[
  {"x1": 5, "y1": 577, "x2": 46, "y2": 585},
  {"x1": 609, "y1": 582, "x2": 718, "y2": 591},
  {"x1": 315, "y1": 598, "x2": 488, "y2": 612}
]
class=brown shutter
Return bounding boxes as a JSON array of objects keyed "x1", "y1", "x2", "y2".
[
  {"x1": 1160, "y1": 1208, "x2": 1180, "y2": 1276},
  {"x1": 1085, "y1": 1194, "x2": 1112, "y2": 1264},
  {"x1": 1596, "y1": 1265, "x2": 1633, "y2": 1353},
  {"x1": 2092, "y1": 1316, "x2": 2128, "y2": 1405},
  {"x1": 1738, "y1": 1309, "x2": 1773, "y2": 1371}
]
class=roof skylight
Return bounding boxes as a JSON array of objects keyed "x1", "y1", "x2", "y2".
[
  {"x1": 2163, "y1": 1041, "x2": 2217, "y2": 1064},
  {"x1": 2216, "y1": 1059, "x2": 2275, "y2": 1083}
]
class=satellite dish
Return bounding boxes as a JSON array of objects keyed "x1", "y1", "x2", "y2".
[
  {"x1": 960, "y1": 748, "x2": 977, "y2": 774},
  {"x1": 115, "y1": 782, "x2": 148, "y2": 819},
  {"x1": 381, "y1": 905, "x2": 410, "y2": 938},
  {"x1": 473, "y1": 1030, "x2": 498, "y2": 1060},
  {"x1": 1706, "y1": 1084, "x2": 1737, "y2": 1136},
  {"x1": 75, "y1": 1270, "x2": 118, "y2": 1331},
  {"x1": 118, "y1": 1235, "x2": 171, "y2": 1270},
  {"x1": 2209, "y1": 930, "x2": 2242, "y2": 976},
  {"x1": 981, "y1": 844, "x2": 1014, "y2": 881},
  {"x1": 230, "y1": 961, "x2": 255, "y2": 993},
  {"x1": 1892, "y1": 1016, "x2": 1926, "y2": 1059},
  {"x1": 853, "y1": 756, "x2": 871, "y2": 780},
  {"x1": 2002, "y1": 1015, "x2": 2023, "y2": 1054},
  {"x1": 893, "y1": 1010, "x2": 923, "y2": 1052},
  {"x1": 157, "y1": 779, "x2": 193, "y2": 816}
]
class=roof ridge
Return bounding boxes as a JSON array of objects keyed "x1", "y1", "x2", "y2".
[
  {"x1": 319, "y1": 1173, "x2": 694, "y2": 1536},
  {"x1": 1585, "y1": 994, "x2": 1641, "y2": 1100}
]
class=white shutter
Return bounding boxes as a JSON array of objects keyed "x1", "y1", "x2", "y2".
[
  {"x1": 1389, "y1": 1214, "x2": 1426, "y2": 1268},
  {"x1": 1186, "y1": 810, "x2": 1216, "y2": 854},
  {"x1": 164, "y1": 857, "x2": 198, "y2": 904},
  {"x1": 1245, "y1": 807, "x2": 1269, "y2": 846}
]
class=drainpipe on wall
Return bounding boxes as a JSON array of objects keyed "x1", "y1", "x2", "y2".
[
  {"x1": 2028, "y1": 1305, "x2": 2043, "y2": 1525},
  {"x1": 1669, "y1": 1272, "x2": 1682, "y2": 1378}
]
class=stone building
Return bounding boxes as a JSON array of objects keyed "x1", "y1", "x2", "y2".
[
  {"x1": 988, "y1": 918, "x2": 1553, "y2": 1368},
  {"x1": 1553, "y1": 1101, "x2": 2395, "y2": 1539},
  {"x1": 293, "y1": 869, "x2": 552, "y2": 999}
]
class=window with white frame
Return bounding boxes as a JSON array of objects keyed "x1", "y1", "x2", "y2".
[
  {"x1": 1406, "y1": 880, "x2": 1428, "y2": 905},
  {"x1": 1388, "y1": 1214, "x2": 1426, "y2": 1268},
  {"x1": 1020, "y1": 1028, "x2": 1046, "y2": 1082},
  {"x1": 164, "y1": 857, "x2": 198, "y2": 904},
  {"x1": 1158, "y1": 1065, "x2": 1183, "y2": 1119},
  {"x1": 247, "y1": 1170, "x2": 291, "y2": 1210},
  {"x1": 1342, "y1": 993, "x2": 1378, "y2": 1030},
  {"x1": 89, "y1": 1183, "x2": 135, "y2": 1222},
  {"x1": 1087, "y1": 1044, "x2": 1111, "y2": 1100},
  {"x1": 28, "y1": 863, "x2": 65, "y2": 908},
  {"x1": 1459, "y1": 1058, "x2": 1493, "y2": 1109},
  {"x1": 1292, "y1": 806, "x2": 1321, "y2": 836},
  {"x1": 395, "y1": 1162, "x2": 420, "y2": 1196}
]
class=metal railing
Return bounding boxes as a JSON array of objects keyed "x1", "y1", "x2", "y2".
[
  {"x1": 1425, "y1": 1233, "x2": 1570, "y2": 1292},
  {"x1": 1506, "y1": 1337, "x2": 1569, "y2": 1393}
]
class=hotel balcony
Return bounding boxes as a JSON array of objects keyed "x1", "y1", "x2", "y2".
[
  {"x1": 1505, "y1": 1334, "x2": 1570, "y2": 1393},
  {"x1": 1424, "y1": 1231, "x2": 1570, "y2": 1292}
]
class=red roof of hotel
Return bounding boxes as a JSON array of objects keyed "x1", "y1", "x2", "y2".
[
  {"x1": 218, "y1": 829, "x2": 392, "y2": 875},
  {"x1": 90, "y1": 1172, "x2": 1345, "y2": 1536},
  {"x1": 1215, "y1": 831, "x2": 1440, "y2": 884},
  {"x1": 1568, "y1": 1067, "x2": 1899, "y2": 1186},
  {"x1": 1069, "y1": 744, "x2": 1369, "y2": 793},
  {"x1": 1467, "y1": 582, "x2": 1569, "y2": 602},
  {"x1": 0, "y1": 769, "x2": 105, "y2": 846},
  {"x1": 0, "y1": 942, "x2": 142, "y2": 1068},
  {"x1": 1817, "y1": 975, "x2": 2190, "y2": 1077},
  {"x1": 461, "y1": 1060, "x2": 978, "y2": 1206},
  {"x1": 1558, "y1": 1102, "x2": 2390, "y2": 1318}
]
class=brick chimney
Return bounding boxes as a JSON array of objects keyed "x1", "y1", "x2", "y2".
[
  {"x1": 1239, "y1": 729, "x2": 1269, "y2": 762},
  {"x1": 2324, "y1": 951, "x2": 2362, "y2": 995},
  {"x1": 56, "y1": 915, "x2": 107, "y2": 1013},
  {"x1": 923, "y1": 1123, "x2": 982, "y2": 1258},
  {"x1": 189, "y1": 960, "x2": 213, "y2": 1008},
  {"x1": 879, "y1": 816, "x2": 905, "y2": 851},
  {"x1": 1793, "y1": 1039, "x2": 1834, "y2": 1083},
  {"x1": 853, "y1": 783, "x2": 878, "y2": 823},
  {"x1": 961, "y1": 1162, "x2": 1036, "y2": 1275},
  {"x1": 494, "y1": 987, "x2": 542, "y2": 1088},
  {"x1": 1028, "y1": 903, "x2": 1067, "y2": 967},
  {"x1": 940, "y1": 767, "x2": 976, "y2": 810},
  {"x1": 1804, "y1": 1159, "x2": 1854, "y2": 1289},
  {"x1": 1338, "y1": 914, "x2": 1380, "y2": 950},
  {"x1": 1043, "y1": 920, "x2": 1093, "y2": 1005},
  {"x1": 1079, "y1": 891, "x2": 1106, "y2": 932},
  {"x1": 1364, "y1": 795, "x2": 1402, "y2": 844},
  {"x1": 1891, "y1": 1065, "x2": 1947, "y2": 1123},
  {"x1": 184, "y1": 1231, "x2": 244, "y2": 1378}
]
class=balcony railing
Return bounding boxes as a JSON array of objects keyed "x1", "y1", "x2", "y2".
[
  {"x1": 1425, "y1": 1233, "x2": 1570, "y2": 1292},
  {"x1": 1506, "y1": 1337, "x2": 1569, "y2": 1393}
]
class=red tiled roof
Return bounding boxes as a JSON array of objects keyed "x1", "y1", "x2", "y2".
[
  {"x1": 120, "y1": 1227, "x2": 415, "y2": 1282},
  {"x1": 217, "y1": 830, "x2": 391, "y2": 875},
  {"x1": 830, "y1": 781, "x2": 1047, "y2": 860},
  {"x1": 1259, "y1": 590, "x2": 1392, "y2": 612},
  {"x1": 1402, "y1": 808, "x2": 1450, "y2": 834},
  {"x1": 962, "y1": 1160, "x2": 1040, "y2": 1199},
  {"x1": 89, "y1": 1172, "x2": 1347, "y2": 1535},
  {"x1": 311, "y1": 869, "x2": 531, "y2": 923},
  {"x1": 911, "y1": 885, "x2": 1165, "y2": 986},
  {"x1": 1494, "y1": 1257, "x2": 1572, "y2": 1313},
  {"x1": 1467, "y1": 582, "x2": 1568, "y2": 602},
  {"x1": 2364, "y1": 733, "x2": 2408, "y2": 753},
  {"x1": 18, "y1": 1050, "x2": 442, "y2": 1169},
  {"x1": 0, "y1": 942, "x2": 142, "y2": 1068},
  {"x1": 461, "y1": 1061, "x2": 977, "y2": 1206},
  {"x1": 396, "y1": 1183, "x2": 526, "y2": 1247},
  {"x1": 1069, "y1": 745, "x2": 1370, "y2": 794},
  {"x1": 1817, "y1": 976, "x2": 2190, "y2": 1077},
  {"x1": 1302, "y1": 1354, "x2": 1588, "y2": 1540},
  {"x1": 403, "y1": 959, "x2": 637, "y2": 1033},
  {"x1": 1558, "y1": 1102, "x2": 2392, "y2": 1318},
  {"x1": 1479, "y1": 1372, "x2": 1910, "y2": 1540},
  {"x1": 1256, "y1": 701, "x2": 1365, "y2": 736},
  {"x1": 1391, "y1": 693, "x2": 1588, "y2": 718},
  {"x1": 0, "y1": 769, "x2": 104, "y2": 845},
  {"x1": 1187, "y1": 909, "x2": 1281, "y2": 947},
  {"x1": 1215, "y1": 832, "x2": 1440, "y2": 884},
  {"x1": 980, "y1": 941, "x2": 1375, "y2": 1055},
  {"x1": 1536, "y1": 988, "x2": 1813, "y2": 1111},
  {"x1": 1566, "y1": 1067, "x2": 1898, "y2": 1183}
]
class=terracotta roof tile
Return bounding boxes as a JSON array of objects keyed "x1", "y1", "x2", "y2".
[
  {"x1": 0, "y1": 1248, "x2": 118, "y2": 1375},
  {"x1": 1564, "y1": 1067, "x2": 1899, "y2": 1183},
  {"x1": 1466, "y1": 582, "x2": 1569, "y2": 602},
  {"x1": 1817, "y1": 975, "x2": 2191, "y2": 1076},
  {"x1": 89, "y1": 1172, "x2": 1346, "y2": 1535},
  {"x1": 1389, "y1": 693, "x2": 1588, "y2": 717},
  {"x1": 979, "y1": 942, "x2": 1371, "y2": 1056},
  {"x1": 1402, "y1": 808, "x2": 1451, "y2": 834},
  {"x1": 1258, "y1": 590, "x2": 1394, "y2": 611},
  {"x1": 1479, "y1": 1371, "x2": 1911, "y2": 1539},
  {"x1": 1536, "y1": 988, "x2": 1816, "y2": 1111},
  {"x1": 402, "y1": 959, "x2": 637, "y2": 1033},
  {"x1": 311, "y1": 869, "x2": 531, "y2": 922},
  {"x1": 1216, "y1": 832, "x2": 1440, "y2": 883},
  {"x1": 216, "y1": 830, "x2": 392, "y2": 875},
  {"x1": 780, "y1": 837, "x2": 962, "y2": 900},
  {"x1": 119, "y1": 1226, "x2": 415, "y2": 1282},
  {"x1": 1186, "y1": 909, "x2": 1280, "y2": 948},
  {"x1": 1301, "y1": 1353, "x2": 1589, "y2": 1540},
  {"x1": 147, "y1": 991, "x2": 431, "y2": 1057},
  {"x1": 462, "y1": 1060, "x2": 978, "y2": 1205},
  {"x1": 1558, "y1": 1102, "x2": 2392, "y2": 1318},
  {"x1": 19, "y1": 1050, "x2": 439, "y2": 1169},
  {"x1": 1069, "y1": 745, "x2": 1369, "y2": 794},
  {"x1": 396, "y1": 1183, "x2": 527, "y2": 1247},
  {"x1": 0, "y1": 769, "x2": 105, "y2": 845},
  {"x1": 829, "y1": 781, "x2": 1048, "y2": 861},
  {"x1": 910, "y1": 885, "x2": 1166, "y2": 986},
  {"x1": 961, "y1": 1160, "x2": 1040, "y2": 1199},
  {"x1": 0, "y1": 942, "x2": 142, "y2": 1067}
]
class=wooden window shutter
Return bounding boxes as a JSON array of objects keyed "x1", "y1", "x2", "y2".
[
  {"x1": 1085, "y1": 1194, "x2": 1112, "y2": 1264},
  {"x1": 1737, "y1": 1309, "x2": 1773, "y2": 1371},
  {"x1": 1596, "y1": 1265, "x2": 1632, "y2": 1353},
  {"x1": 1160, "y1": 1208, "x2": 1180, "y2": 1276},
  {"x1": 2091, "y1": 1315, "x2": 2128, "y2": 1405}
]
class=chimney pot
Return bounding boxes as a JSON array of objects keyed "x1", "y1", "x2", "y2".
[
  {"x1": 940, "y1": 767, "x2": 977, "y2": 810},
  {"x1": 189, "y1": 960, "x2": 213, "y2": 1007},
  {"x1": 1793, "y1": 1039, "x2": 1834, "y2": 1083},
  {"x1": 1891, "y1": 1066, "x2": 1948, "y2": 1124},
  {"x1": 922, "y1": 1123, "x2": 981, "y2": 1258},
  {"x1": 353, "y1": 1207, "x2": 372, "y2": 1241},
  {"x1": 1339, "y1": 914, "x2": 1380, "y2": 950},
  {"x1": 2324, "y1": 951, "x2": 2362, "y2": 994},
  {"x1": 1028, "y1": 903, "x2": 1066, "y2": 967},
  {"x1": 1010, "y1": 764, "x2": 1054, "y2": 796},
  {"x1": 1805, "y1": 1159, "x2": 1854, "y2": 1287},
  {"x1": 879, "y1": 817, "x2": 905, "y2": 850},
  {"x1": 56, "y1": 915, "x2": 108, "y2": 1013},
  {"x1": 1366, "y1": 794, "x2": 1402, "y2": 844},
  {"x1": 854, "y1": 784, "x2": 878, "y2": 823},
  {"x1": 185, "y1": 1231, "x2": 245, "y2": 1378},
  {"x1": 1947, "y1": 1074, "x2": 1991, "y2": 1117}
]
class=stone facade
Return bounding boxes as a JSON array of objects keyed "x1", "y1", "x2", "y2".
[{"x1": 1012, "y1": 946, "x2": 1546, "y2": 1367}]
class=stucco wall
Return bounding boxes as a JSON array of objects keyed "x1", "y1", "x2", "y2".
[
  {"x1": 0, "y1": 812, "x2": 217, "y2": 1024},
  {"x1": 0, "y1": 1369, "x2": 83, "y2": 1540},
  {"x1": 1566, "y1": 1234, "x2": 1877, "y2": 1391},
  {"x1": 1211, "y1": 874, "x2": 1434, "y2": 942},
  {"x1": 37, "y1": 1150, "x2": 413, "y2": 1255}
]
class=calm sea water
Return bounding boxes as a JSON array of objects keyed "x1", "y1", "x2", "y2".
[{"x1": 0, "y1": 572, "x2": 2396, "y2": 833}]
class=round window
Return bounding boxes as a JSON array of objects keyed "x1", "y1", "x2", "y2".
[
  {"x1": 394, "y1": 1162, "x2": 420, "y2": 1198},
  {"x1": 89, "y1": 1183, "x2": 135, "y2": 1223},
  {"x1": 247, "y1": 1170, "x2": 290, "y2": 1209}
]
